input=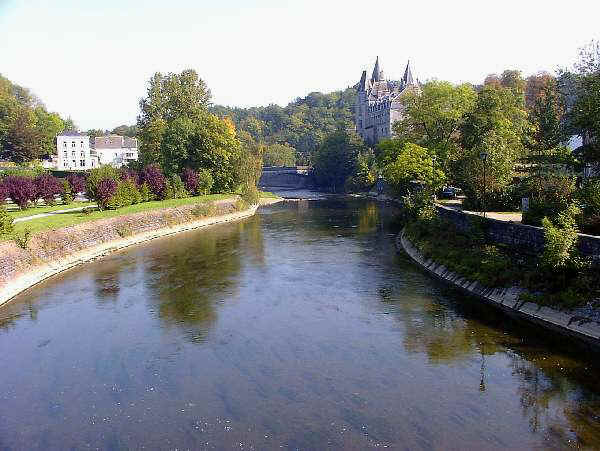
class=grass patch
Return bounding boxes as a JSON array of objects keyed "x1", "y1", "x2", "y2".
[
  {"x1": 7, "y1": 201, "x2": 96, "y2": 219},
  {"x1": 259, "y1": 191, "x2": 279, "y2": 198},
  {"x1": 9, "y1": 194, "x2": 232, "y2": 237}
]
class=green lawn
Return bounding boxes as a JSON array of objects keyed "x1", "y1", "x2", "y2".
[
  {"x1": 259, "y1": 191, "x2": 279, "y2": 198},
  {"x1": 7, "y1": 201, "x2": 96, "y2": 219},
  {"x1": 11, "y1": 194, "x2": 233, "y2": 236}
]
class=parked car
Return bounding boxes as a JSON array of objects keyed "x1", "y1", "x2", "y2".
[{"x1": 439, "y1": 187, "x2": 457, "y2": 199}]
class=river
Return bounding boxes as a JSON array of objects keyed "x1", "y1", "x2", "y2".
[{"x1": 0, "y1": 197, "x2": 599, "y2": 449}]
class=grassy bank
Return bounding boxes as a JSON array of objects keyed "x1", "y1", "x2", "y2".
[
  {"x1": 405, "y1": 217, "x2": 600, "y2": 309},
  {"x1": 9, "y1": 194, "x2": 231, "y2": 236},
  {"x1": 3, "y1": 191, "x2": 278, "y2": 238},
  {"x1": 7, "y1": 201, "x2": 96, "y2": 219}
]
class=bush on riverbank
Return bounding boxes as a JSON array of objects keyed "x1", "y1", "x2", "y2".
[{"x1": 404, "y1": 211, "x2": 600, "y2": 309}]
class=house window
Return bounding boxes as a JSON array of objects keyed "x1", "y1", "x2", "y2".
[
  {"x1": 64, "y1": 162, "x2": 68, "y2": 168},
  {"x1": 72, "y1": 141, "x2": 76, "y2": 147},
  {"x1": 63, "y1": 151, "x2": 67, "y2": 158},
  {"x1": 72, "y1": 160, "x2": 76, "y2": 166},
  {"x1": 72, "y1": 151, "x2": 75, "y2": 157},
  {"x1": 81, "y1": 151, "x2": 84, "y2": 157},
  {"x1": 63, "y1": 142, "x2": 67, "y2": 148},
  {"x1": 80, "y1": 140, "x2": 84, "y2": 147},
  {"x1": 80, "y1": 160, "x2": 85, "y2": 167}
]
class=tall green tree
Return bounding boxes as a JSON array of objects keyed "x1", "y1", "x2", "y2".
[
  {"x1": 563, "y1": 40, "x2": 600, "y2": 164},
  {"x1": 390, "y1": 80, "x2": 476, "y2": 169},
  {"x1": 312, "y1": 128, "x2": 366, "y2": 193},
  {"x1": 456, "y1": 84, "x2": 530, "y2": 202}
]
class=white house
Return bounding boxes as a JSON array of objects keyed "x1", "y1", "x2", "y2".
[
  {"x1": 56, "y1": 132, "x2": 96, "y2": 170},
  {"x1": 93, "y1": 135, "x2": 138, "y2": 168}
]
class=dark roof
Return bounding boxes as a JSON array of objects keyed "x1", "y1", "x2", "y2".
[{"x1": 60, "y1": 130, "x2": 87, "y2": 137}]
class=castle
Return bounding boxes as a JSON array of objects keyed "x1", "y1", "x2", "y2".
[{"x1": 355, "y1": 57, "x2": 419, "y2": 144}]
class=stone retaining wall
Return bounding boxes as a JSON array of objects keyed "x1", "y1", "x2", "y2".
[
  {"x1": 437, "y1": 205, "x2": 600, "y2": 258},
  {"x1": 398, "y1": 230, "x2": 600, "y2": 349},
  {"x1": 0, "y1": 198, "x2": 281, "y2": 307}
]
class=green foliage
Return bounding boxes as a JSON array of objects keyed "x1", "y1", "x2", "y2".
[
  {"x1": 196, "y1": 168, "x2": 214, "y2": 195},
  {"x1": 85, "y1": 165, "x2": 120, "y2": 206},
  {"x1": 562, "y1": 40, "x2": 600, "y2": 165},
  {"x1": 60, "y1": 179, "x2": 73, "y2": 205},
  {"x1": 456, "y1": 84, "x2": 530, "y2": 203},
  {"x1": 241, "y1": 184, "x2": 260, "y2": 206},
  {"x1": 392, "y1": 80, "x2": 476, "y2": 171},
  {"x1": 522, "y1": 174, "x2": 576, "y2": 225},
  {"x1": 137, "y1": 71, "x2": 246, "y2": 193},
  {"x1": 263, "y1": 143, "x2": 296, "y2": 166},
  {"x1": 402, "y1": 190, "x2": 437, "y2": 222},
  {"x1": 0, "y1": 74, "x2": 65, "y2": 163},
  {"x1": 312, "y1": 128, "x2": 366, "y2": 193},
  {"x1": 577, "y1": 177, "x2": 600, "y2": 234},
  {"x1": 107, "y1": 178, "x2": 142, "y2": 209},
  {"x1": 210, "y1": 88, "x2": 356, "y2": 162},
  {"x1": 382, "y1": 143, "x2": 445, "y2": 196},
  {"x1": 165, "y1": 174, "x2": 188, "y2": 199},
  {"x1": 541, "y1": 204, "x2": 581, "y2": 270},
  {"x1": 13, "y1": 226, "x2": 31, "y2": 249},
  {"x1": 139, "y1": 182, "x2": 154, "y2": 202},
  {"x1": 345, "y1": 150, "x2": 377, "y2": 193},
  {"x1": 0, "y1": 205, "x2": 13, "y2": 236},
  {"x1": 191, "y1": 202, "x2": 217, "y2": 218}
]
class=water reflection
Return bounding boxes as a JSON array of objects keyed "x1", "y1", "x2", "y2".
[{"x1": 0, "y1": 198, "x2": 599, "y2": 449}]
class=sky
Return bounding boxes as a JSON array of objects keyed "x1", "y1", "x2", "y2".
[{"x1": 1, "y1": 0, "x2": 599, "y2": 130}]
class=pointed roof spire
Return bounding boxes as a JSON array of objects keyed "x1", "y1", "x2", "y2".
[
  {"x1": 371, "y1": 56, "x2": 382, "y2": 82},
  {"x1": 402, "y1": 60, "x2": 415, "y2": 86},
  {"x1": 358, "y1": 70, "x2": 367, "y2": 91}
]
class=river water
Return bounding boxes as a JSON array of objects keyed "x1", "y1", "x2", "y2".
[{"x1": 0, "y1": 197, "x2": 599, "y2": 449}]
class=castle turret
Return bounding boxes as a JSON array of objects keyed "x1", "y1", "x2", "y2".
[
  {"x1": 402, "y1": 60, "x2": 415, "y2": 86},
  {"x1": 371, "y1": 56, "x2": 383, "y2": 82}
]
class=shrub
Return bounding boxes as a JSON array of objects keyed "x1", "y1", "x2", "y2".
[
  {"x1": 3, "y1": 175, "x2": 37, "y2": 209},
  {"x1": 60, "y1": 179, "x2": 74, "y2": 205},
  {"x1": 241, "y1": 183, "x2": 259, "y2": 205},
  {"x1": 169, "y1": 174, "x2": 188, "y2": 199},
  {"x1": 66, "y1": 174, "x2": 86, "y2": 195},
  {"x1": 402, "y1": 189, "x2": 437, "y2": 222},
  {"x1": 182, "y1": 168, "x2": 199, "y2": 194},
  {"x1": 196, "y1": 168, "x2": 213, "y2": 195},
  {"x1": 462, "y1": 184, "x2": 522, "y2": 212},
  {"x1": 141, "y1": 164, "x2": 167, "y2": 199},
  {"x1": 120, "y1": 169, "x2": 140, "y2": 186},
  {"x1": 96, "y1": 178, "x2": 118, "y2": 210},
  {"x1": 577, "y1": 177, "x2": 600, "y2": 234},
  {"x1": 35, "y1": 174, "x2": 64, "y2": 206},
  {"x1": 522, "y1": 174, "x2": 576, "y2": 226},
  {"x1": 107, "y1": 178, "x2": 142, "y2": 209},
  {"x1": 0, "y1": 206, "x2": 13, "y2": 236},
  {"x1": 86, "y1": 166, "x2": 120, "y2": 206},
  {"x1": 139, "y1": 182, "x2": 154, "y2": 202},
  {"x1": 191, "y1": 202, "x2": 217, "y2": 218},
  {"x1": 541, "y1": 204, "x2": 580, "y2": 270},
  {"x1": 0, "y1": 180, "x2": 7, "y2": 205},
  {"x1": 13, "y1": 226, "x2": 31, "y2": 249}
]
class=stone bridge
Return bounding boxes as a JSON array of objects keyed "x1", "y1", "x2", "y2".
[{"x1": 259, "y1": 166, "x2": 313, "y2": 189}]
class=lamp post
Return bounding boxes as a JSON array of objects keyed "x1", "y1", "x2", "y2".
[{"x1": 479, "y1": 152, "x2": 488, "y2": 219}]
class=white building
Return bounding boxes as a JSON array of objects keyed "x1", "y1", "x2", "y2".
[
  {"x1": 56, "y1": 132, "x2": 96, "y2": 170},
  {"x1": 93, "y1": 135, "x2": 138, "y2": 168}
]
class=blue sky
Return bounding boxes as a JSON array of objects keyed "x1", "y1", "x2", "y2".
[{"x1": 1, "y1": 0, "x2": 599, "y2": 130}]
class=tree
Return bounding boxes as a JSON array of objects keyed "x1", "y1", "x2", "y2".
[
  {"x1": 382, "y1": 143, "x2": 445, "y2": 196},
  {"x1": 563, "y1": 40, "x2": 600, "y2": 164},
  {"x1": 529, "y1": 80, "x2": 565, "y2": 152},
  {"x1": 312, "y1": 128, "x2": 366, "y2": 193},
  {"x1": 456, "y1": 84, "x2": 530, "y2": 204},
  {"x1": 112, "y1": 124, "x2": 138, "y2": 137},
  {"x1": 263, "y1": 143, "x2": 296, "y2": 166},
  {"x1": 391, "y1": 80, "x2": 476, "y2": 170}
]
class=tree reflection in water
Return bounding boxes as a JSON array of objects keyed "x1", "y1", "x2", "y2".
[
  {"x1": 142, "y1": 217, "x2": 264, "y2": 343},
  {"x1": 380, "y1": 278, "x2": 600, "y2": 447}
]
